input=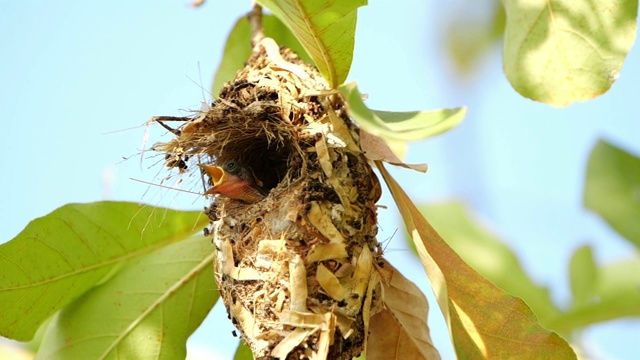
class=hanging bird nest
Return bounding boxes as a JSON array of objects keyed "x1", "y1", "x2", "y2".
[{"x1": 151, "y1": 34, "x2": 383, "y2": 360}]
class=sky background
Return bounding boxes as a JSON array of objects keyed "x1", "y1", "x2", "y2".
[{"x1": 1, "y1": 1, "x2": 639, "y2": 359}]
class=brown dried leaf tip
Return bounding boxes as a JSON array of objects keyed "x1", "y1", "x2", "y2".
[{"x1": 152, "y1": 38, "x2": 384, "y2": 360}]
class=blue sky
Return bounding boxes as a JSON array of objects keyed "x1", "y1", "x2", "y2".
[{"x1": 1, "y1": 1, "x2": 638, "y2": 359}]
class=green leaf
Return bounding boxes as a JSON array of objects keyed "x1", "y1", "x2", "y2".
[
  {"x1": 256, "y1": 0, "x2": 366, "y2": 87},
  {"x1": 37, "y1": 235, "x2": 217, "y2": 360},
  {"x1": 234, "y1": 341, "x2": 253, "y2": 360},
  {"x1": 502, "y1": 0, "x2": 638, "y2": 106},
  {"x1": 339, "y1": 82, "x2": 466, "y2": 141},
  {"x1": 417, "y1": 201, "x2": 561, "y2": 325},
  {"x1": 547, "y1": 258, "x2": 640, "y2": 334},
  {"x1": 212, "y1": 14, "x2": 314, "y2": 95},
  {"x1": 568, "y1": 245, "x2": 597, "y2": 308},
  {"x1": 584, "y1": 139, "x2": 640, "y2": 248},
  {"x1": 0, "y1": 201, "x2": 208, "y2": 341},
  {"x1": 444, "y1": 2, "x2": 506, "y2": 74}
]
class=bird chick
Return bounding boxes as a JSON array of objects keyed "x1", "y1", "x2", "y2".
[{"x1": 199, "y1": 161, "x2": 267, "y2": 204}]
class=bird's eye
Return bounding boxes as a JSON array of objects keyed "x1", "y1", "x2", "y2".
[{"x1": 225, "y1": 161, "x2": 237, "y2": 171}]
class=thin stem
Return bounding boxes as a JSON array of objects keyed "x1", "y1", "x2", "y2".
[{"x1": 248, "y1": 3, "x2": 264, "y2": 47}]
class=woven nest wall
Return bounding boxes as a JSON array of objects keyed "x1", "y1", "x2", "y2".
[{"x1": 153, "y1": 38, "x2": 383, "y2": 360}]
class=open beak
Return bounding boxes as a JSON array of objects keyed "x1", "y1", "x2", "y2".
[
  {"x1": 199, "y1": 164, "x2": 227, "y2": 195},
  {"x1": 198, "y1": 162, "x2": 266, "y2": 203}
]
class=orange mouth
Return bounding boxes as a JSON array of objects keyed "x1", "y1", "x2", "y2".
[
  {"x1": 198, "y1": 162, "x2": 266, "y2": 203},
  {"x1": 198, "y1": 164, "x2": 227, "y2": 194}
]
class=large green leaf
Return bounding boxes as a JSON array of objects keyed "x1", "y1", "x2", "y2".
[
  {"x1": 0, "y1": 201, "x2": 208, "y2": 341},
  {"x1": 502, "y1": 0, "x2": 637, "y2": 106},
  {"x1": 547, "y1": 258, "x2": 640, "y2": 334},
  {"x1": 417, "y1": 201, "x2": 561, "y2": 325},
  {"x1": 212, "y1": 14, "x2": 313, "y2": 95},
  {"x1": 340, "y1": 82, "x2": 466, "y2": 142},
  {"x1": 256, "y1": 0, "x2": 366, "y2": 87},
  {"x1": 37, "y1": 235, "x2": 217, "y2": 360},
  {"x1": 584, "y1": 139, "x2": 640, "y2": 248}
]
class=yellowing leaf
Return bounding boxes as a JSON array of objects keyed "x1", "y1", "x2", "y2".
[
  {"x1": 256, "y1": 0, "x2": 366, "y2": 87},
  {"x1": 418, "y1": 202, "x2": 560, "y2": 325},
  {"x1": 502, "y1": 0, "x2": 638, "y2": 106},
  {"x1": 367, "y1": 260, "x2": 440, "y2": 360},
  {"x1": 376, "y1": 162, "x2": 576, "y2": 359},
  {"x1": 419, "y1": 201, "x2": 640, "y2": 338},
  {"x1": 340, "y1": 82, "x2": 466, "y2": 141}
]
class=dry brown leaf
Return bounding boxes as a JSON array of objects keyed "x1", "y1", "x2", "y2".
[
  {"x1": 306, "y1": 202, "x2": 345, "y2": 243},
  {"x1": 360, "y1": 130, "x2": 428, "y2": 172},
  {"x1": 316, "y1": 264, "x2": 348, "y2": 300},
  {"x1": 289, "y1": 254, "x2": 308, "y2": 312},
  {"x1": 280, "y1": 310, "x2": 325, "y2": 327},
  {"x1": 327, "y1": 108, "x2": 360, "y2": 152},
  {"x1": 306, "y1": 243, "x2": 348, "y2": 263},
  {"x1": 272, "y1": 328, "x2": 314, "y2": 359},
  {"x1": 317, "y1": 312, "x2": 336, "y2": 360},
  {"x1": 376, "y1": 162, "x2": 577, "y2": 359},
  {"x1": 316, "y1": 135, "x2": 333, "y2": 177},
  {"x1": 367, "y1": 260, "x2": 441, "y2": 360},
  {"x1": 262, "y1": 37, "x2": 310, "y2": 80},
  {"x1": 343, "y1": 247, "x2": 373, "y2": 316}
]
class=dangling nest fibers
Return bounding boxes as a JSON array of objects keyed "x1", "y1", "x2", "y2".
[{"x1": 152, "y1": 37, "x2": 384, "y2": 360}]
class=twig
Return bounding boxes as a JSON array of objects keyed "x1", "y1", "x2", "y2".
[{"x1": 248, "y1": 3, "x2": 264, "y2": 47}]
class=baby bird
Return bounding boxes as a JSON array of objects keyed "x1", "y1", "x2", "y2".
[{"x1": 199, "y1": 161, "x2": 267, "y2": 204}]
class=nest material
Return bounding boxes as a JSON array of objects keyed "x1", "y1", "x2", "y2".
[{"x1": 153, "y1": 38, "x2": 383, "y2": 360}]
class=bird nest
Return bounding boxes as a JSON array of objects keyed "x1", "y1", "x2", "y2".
[{"x1": 152, "y1": 37, "x2": 383, "y2": 360}]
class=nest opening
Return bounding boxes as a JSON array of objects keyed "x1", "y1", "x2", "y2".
[
  {"x1": 153, "y1": 84, "x2": 304, "y2": 198},
  {"x1": 206, "y1": 92, "x2": 301, "y2": 195},
  {"x1": 151, "y1": 44, "x2": 341, "y2": 202}
]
